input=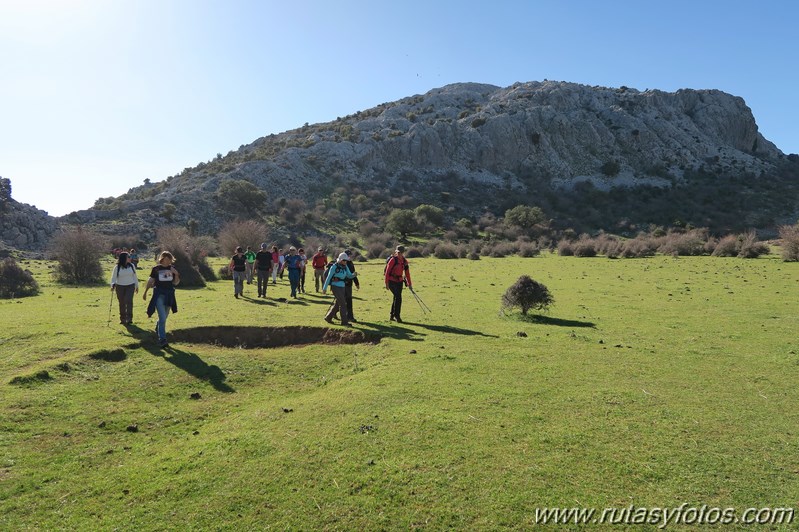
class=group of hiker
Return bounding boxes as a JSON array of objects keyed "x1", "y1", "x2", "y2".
[{"x1": 109, "y1": 243, "x2": 413, "y2": 346}]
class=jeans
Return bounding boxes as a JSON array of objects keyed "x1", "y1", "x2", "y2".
[
  {"x1": 233, "y1": 270, "x2": 245, "y2": 296},
  {"x1": 288, "y1": 268, "x2": 300, "y2": 297},
  {"x1": 154, "y1": 293, "x2": 170, "y2": 341},
  {"x1": 256, "y1": 269, "x2": 269, "y2": 296},
  {"x1": 299, "y1": 269, "x2": 306, "y2": 292}
]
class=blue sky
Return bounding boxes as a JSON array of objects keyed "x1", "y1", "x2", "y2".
[{"x1": 1, "y1": 0, "x2": 797, "y2": 216}]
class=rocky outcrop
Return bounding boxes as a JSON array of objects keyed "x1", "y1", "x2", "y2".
[
  {"x1": 0, "y1": 194, "x2": 60, "y2": 251},
  {"x1": 65, "y1": 81, "x2": 792, "y2": 236}
]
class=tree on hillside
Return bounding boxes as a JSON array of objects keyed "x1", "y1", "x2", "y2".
[
  {"x1": 385, "y1": 209, "x2": 418, "y2": 238},
  {"x1": 0, "y1": 177, "x2": 11, "y2": 213},
  {"x1": 216, "y1": 179, "x2": 266, "y2": 217},
  {"x1": 504, "y1": 205, "x2": 545, "y2": 230},
  {"x1": 414, "y1": 204, "x2": 445, "y2": 228}
]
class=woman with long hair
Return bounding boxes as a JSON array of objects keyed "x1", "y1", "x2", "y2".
[
  {"x1": 110, "y1": 251, "x2": 139, "y2": 324},
  {"x1": 143, "y1": 251, "x2": 181, "y2": 347}
]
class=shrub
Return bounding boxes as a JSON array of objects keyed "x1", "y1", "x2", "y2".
[
  {"x1": 216, "y1": 179, "x2": 266, "y2": 216},
  {"x1": 517, "y1": 242, "x2": 540, "y2": 257},
  {"x1": 504, "y1": 205, "x2": 546, "y2": 230},
  {"x1": 405, "y1": 248, "x2": 423, "y2": 259},
  {"x1": 385, "y1": 208, "x2": 418, "y2": 237},
  {"x1": 434, "y1": 242, "x2": 459, "y2": 259},
  {"x1": 501, "y1": 275, "x2": 554, "y2": 315},
  {"x1": 218, "y1": 265, "x2": 233, "y2": 280},
  {"x1": 657, "y1": 229, "x2": 709, "y2": 256},
  {"x1": 572, "y1": 238, "x2": 597, "y2": 257},
  {"x1": 779, "y1": 224, "x2": 799, "y2": 261},
  {"x1": 621, "y1": 237, "x2": 655, "y2": 258},
  {"x1": 467, "y1": 251, "x2": 481, "y2": 260},
  {"x1": 366, "y1": 243, "x2": 387, "y2": 260},
  {"x1": 737, "y1": 231, "x2": 769, "y2": 258},
  {"x1": 52, "y1": 227, "x2": 105, "y2": 285},
  {"x1": 0, "y1": 258, "x2": 40, "y2": 298},
  {"x1": 600, "y1": 160, "x2": 621, "y2": 177},
  {"x1": 711, "y1": 235, "x2": 739, "y2": 257},
  {"x1": 156, "y1": 227, "x2": 206, "y2": 288},
  {"x1": 218, "y1": 221, "x2": 270, "y2": 257},
  {"x1": 557, "y1": 240, "x2": 574, "y2": 256}
]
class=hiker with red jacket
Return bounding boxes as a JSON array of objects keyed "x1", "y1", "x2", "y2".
[
  {"x1": 385, "y1": 245, "x2": 412, "y2": 323},
  {"x1": 311, "y1": 247, "x2": 327, "y2": 292}
]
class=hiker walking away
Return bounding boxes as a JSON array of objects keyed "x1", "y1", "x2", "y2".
[
  {"x1": 298, "y1": 248, "x2": 308, "y2": 294},
  {"x1": 143, "y1": 251, "x2": 180, "y2": 348},
  {"x1": 283, "y1": 246, "x2": 304, "y2": 298},
  {"x1": 278, "y1": 249, "x2": 286, "y2": 280},
  {"x1": 229, "y1": 247, "x2": 247, "y2": 298},
  {"x1": 385, "y1": 245, "x2": 412, "y2": 322},
  {"x1": 270, "y1": 245, "x2": 280, "y2": 284},
  {"x1": 311, "y1": 247, "x2": 327, "y2": 292},
  {"x1": 110, "y1": 251, "x2": 139, "y2": 324},
  {"x1": 129, "y1": 248, "x2": 139, "y2": 270},
  {"x1": 254, "y1": 243, "x2": 273, "y2": 298},
  {"x1": 244, "y1": 246, "x2": 256, "y2": 285},
  {"x1": 322, "y1": 252, "x2": 357, "y2": 326},
  {"x1": 329, "y1": 249, "x2": 360, "y2": 323}
]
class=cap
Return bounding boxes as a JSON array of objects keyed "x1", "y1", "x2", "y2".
[
  {"x1": 260, "y1": 243, "x2": 268, "y2": 249},
  {"x1": 396, "y1": 245, "x2": 406, "y2": 253},
  {"x1": 337, "y1": 252, "x2": 349, "y2": 262},
  {"x1": 317, "y1": 246, "x2": 323, "y2": 251}
]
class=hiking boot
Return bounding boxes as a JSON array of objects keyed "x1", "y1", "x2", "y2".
[
  {"x1": 235, "y1": 293, "x2": 239, "y2": 299},
  {"x1": 159, "y1": 338, "x2": 169, "y2": 348},
  {"x1": 395, "y1": 317, "x2": 403, "y2": 323},
  {"x1": 350, "y1": 318, "x2": 358, "y2": 323}
]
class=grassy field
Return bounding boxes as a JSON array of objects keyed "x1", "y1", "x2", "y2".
[{"x1": 1, "y1": 253, "x2": 798, "y2": 529}]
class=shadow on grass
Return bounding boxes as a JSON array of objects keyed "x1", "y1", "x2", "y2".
[
  {"x1": 241, "y1": 297, "x2": 277, "y2": 307},
  {"x1": 351, "y1": 321, "x2": 426, "y2": 342},
  {"x1": 517, "y1": 314, "x2": 596, "y2": 328},
  {"x1": 123, "y1": 325, "x2": 235, "y2": 393},
  {"x1": 402, "y1": 322, "x2": 500, "y2": 338}
]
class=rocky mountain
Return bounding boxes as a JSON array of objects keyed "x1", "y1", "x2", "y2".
[
  {"x1": 0, "y1": 178, "x2": 59, "y2": 253},
  {"x1": 6, "y1": 81, "x2": 799, "y2": 249}
]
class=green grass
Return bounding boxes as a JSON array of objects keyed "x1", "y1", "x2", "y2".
[{"x1": 1, "y1": 254, "x2": 798, "y2": 529}]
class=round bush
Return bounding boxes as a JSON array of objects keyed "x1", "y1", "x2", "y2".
[{"x1": 501, "y1": 275, "x2": 554, "y2": 315}]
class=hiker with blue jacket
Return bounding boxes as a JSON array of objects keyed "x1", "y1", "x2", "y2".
[{"x1": 322, "y1": 252, "x2": 357, "y2": 326}]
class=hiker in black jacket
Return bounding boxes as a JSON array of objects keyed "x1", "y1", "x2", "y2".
[{"x1": 254, "y1": 243, "x2": 273, "y2": 298}]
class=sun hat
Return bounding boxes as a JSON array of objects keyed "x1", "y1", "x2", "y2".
[{"x1": 337, "y1": 252, "x2": 349, "y2": 262}]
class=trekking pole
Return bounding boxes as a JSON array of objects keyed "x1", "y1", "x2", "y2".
[
  {"x1": 408, "y1": 287, "x2": 430, "y2": 315},
  {"x1": 107, "y1": 288, "x2": 115, "y2": 326},
  {"x1": 408, "y1": 287, "x2": 432, "y2": 314}
]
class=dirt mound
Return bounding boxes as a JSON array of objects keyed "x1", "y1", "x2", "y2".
[{"x1": 169, "y1": 326, "x2": 380, "y2": 349}]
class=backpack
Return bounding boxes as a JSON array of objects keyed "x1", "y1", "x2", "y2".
[{"x1": 385, "y1": 255, "x2": 406, "y2": 279}]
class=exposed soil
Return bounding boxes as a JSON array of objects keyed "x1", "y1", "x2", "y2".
[{"x1": 169, "y1": 326, "x2": 380, "y2": 349}]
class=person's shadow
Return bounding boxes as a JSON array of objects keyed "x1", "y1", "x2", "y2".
[
  {"x1": 401, "y1": 322, "x2": 500, "y2": 338},
  {"x1": 124, "y1": 325, "x2": 234, "y2": 393}
]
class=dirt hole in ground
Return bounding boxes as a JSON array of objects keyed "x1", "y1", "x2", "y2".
[{"x1": 169, "y1": 326, "x2": 381, "y2": 349}]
